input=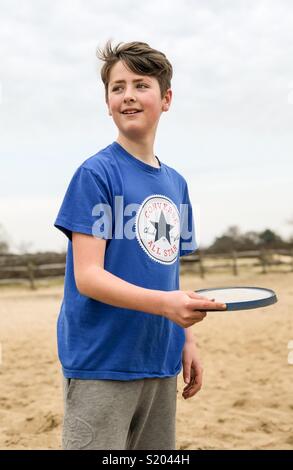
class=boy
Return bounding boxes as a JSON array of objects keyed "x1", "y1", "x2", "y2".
[{"x1": 54, "y1": 40, "x2": 226, "y2": 450}]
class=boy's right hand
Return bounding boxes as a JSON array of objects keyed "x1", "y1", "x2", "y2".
[{"x1": 161, "y1": 290, "x2": 226, "y2": 328}]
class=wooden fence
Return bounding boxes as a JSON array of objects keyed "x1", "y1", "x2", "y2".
[
  {"x1": 180, "y1": 249, "x2": 293, "y2": 278},
  {"x1": 0, "y1": 252, "x2": 66, "y2": 289},
  {"x1": 0, "y1": 249, "x2": 292, "y2": 289}
]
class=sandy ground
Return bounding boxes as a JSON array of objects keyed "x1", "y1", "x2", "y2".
[{"x1": 0, "y1": 271, "x2": 292, "y2": 450}]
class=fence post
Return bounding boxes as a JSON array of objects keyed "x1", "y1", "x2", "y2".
[
  {"x1": 198, "y1": 250, "x2": 205, "y2": 279},
  {"x1": 27, "y1": 262, "x2": 36, "y2": 290},
  {"x1": 260, "y1": 248, "x2": 267, "y2": 274},
  {"x1": 232, "y1": 250, "x2": 238, "y2": 276}
]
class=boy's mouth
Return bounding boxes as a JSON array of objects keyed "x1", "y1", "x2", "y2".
[{"x1": 121, "y1": 109, "x2": 143, "y2": 115}]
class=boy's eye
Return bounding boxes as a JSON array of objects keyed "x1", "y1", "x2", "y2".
[{"x1": 112, "y1": 83, "x2": 148, "y2": 92}]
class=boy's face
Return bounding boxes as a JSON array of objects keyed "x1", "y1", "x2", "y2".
[{"x1": 106, "y1": 60, "x2": 172, "y2": 141}]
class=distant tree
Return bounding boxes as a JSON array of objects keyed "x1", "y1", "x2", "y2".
[
  {"x1": 207, "y1": 225, "x2": 242, "y2": 253},
  {"x1": 0, "y1": 224, "x2": 10, "y2": 254},
  {"x1": 208, "y1": 226, "x2": 287, "y2": 252},
  {"x1": 258, "y1": 229, "x2": 284, "y2": 248},
  {"x1": 241, "y1": 231, "x2": 261, "y2": 249},
  {"x1": 17, "y1": 241, "x2": 34, "y2": 254},
  {"x1": 0, "y1": 240, "x2": 8, "y2": 254},
  {"x1": 226, "y1": 226, "x2": 241, "y2": 239},
  {"x1": 287, "y1": 217, "x2": 293, "y2": 248}
]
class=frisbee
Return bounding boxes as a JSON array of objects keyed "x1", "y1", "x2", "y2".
[{"x1": 195, "y1": 286, "x2": 278, "y2": 311}]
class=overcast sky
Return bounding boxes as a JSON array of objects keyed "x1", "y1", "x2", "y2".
[{"x1": 0, "y1": 0, "x2": 292, "y2": 253}]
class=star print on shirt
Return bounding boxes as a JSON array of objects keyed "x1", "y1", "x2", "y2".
[{"x1": 151, "y1": 211, "x2": 174, "y2": 244}]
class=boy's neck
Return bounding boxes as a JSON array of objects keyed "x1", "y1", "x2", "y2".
[{"x1": 116, "y1": 135, "x2": 159, "y2": 168}]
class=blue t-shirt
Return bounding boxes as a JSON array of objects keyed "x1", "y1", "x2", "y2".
[{"x1": 54, "y1": 141, "x2": 196, "y2": 380}]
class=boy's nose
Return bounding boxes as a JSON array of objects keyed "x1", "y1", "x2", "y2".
[
  {"x1": 123, "y1": 90, "x2": 137, "y2": 103},
  {"x1": 123, "y1": 96, "x2": 136, "y2": 104}
]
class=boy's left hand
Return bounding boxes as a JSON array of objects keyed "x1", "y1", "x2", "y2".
[{"x1": 182, "y1": 341, "x2": 203, "y2": 400}]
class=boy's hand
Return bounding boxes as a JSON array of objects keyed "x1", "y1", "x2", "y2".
[
  {"x1": 182, "y1": 341, "x2": 203, "y2": 400},
  {"x1": 161, "y1": 290, "x2": 226, "y2": 328}
]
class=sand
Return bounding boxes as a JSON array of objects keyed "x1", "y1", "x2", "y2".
[{"x1": 0, "y1": 271, "x2": 292, "y2": 450}]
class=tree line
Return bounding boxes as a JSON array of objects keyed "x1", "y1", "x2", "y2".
[
  {"x1": 206, "y1": 225, "x2": 293, "y2": 254},
  {"x1": 0, "y1": 223, "x2": 292, "y2": 255}
]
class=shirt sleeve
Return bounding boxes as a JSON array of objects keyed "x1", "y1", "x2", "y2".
[
  {"x1": 54, "y1": 165, "x2": 113, "y2": 241},
  {"x1": 179, "y1": 182, "x2": 197, "y2": 257}
]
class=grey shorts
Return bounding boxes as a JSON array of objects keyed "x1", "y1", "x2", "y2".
[{"x1": 62, "y1": 375, "x2": 178, "y2": 450}]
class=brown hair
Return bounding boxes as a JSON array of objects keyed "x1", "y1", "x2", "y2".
[{"x1": 96, "y1": 40, "x2": 173, "y2": 104}]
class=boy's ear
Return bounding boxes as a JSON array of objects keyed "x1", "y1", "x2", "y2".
[{"x1": 162, "y1": 88, "x2": 172, "y2": 111}]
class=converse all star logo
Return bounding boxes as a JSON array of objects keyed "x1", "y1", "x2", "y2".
[{"x1": 135, "y1": 195, "x2": 180, "y2": 265}]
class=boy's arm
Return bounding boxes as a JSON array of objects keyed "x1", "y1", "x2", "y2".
[
  {"x1": 185, "y1": 326, "x2": 195, "y2": 343},
  {"x1": 72, "y1": 232, "x2": 165, "y2": 316},
  {"x1": 182, "y1": 327, "x2": 204, "y2": 399},
  {"x1": 72, "y1": 232, "x2": 226, "y2": 326}
]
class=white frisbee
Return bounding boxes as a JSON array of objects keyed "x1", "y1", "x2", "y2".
[{"x1": 195, "y1": 286, "x2": 278, "y2": 311}]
